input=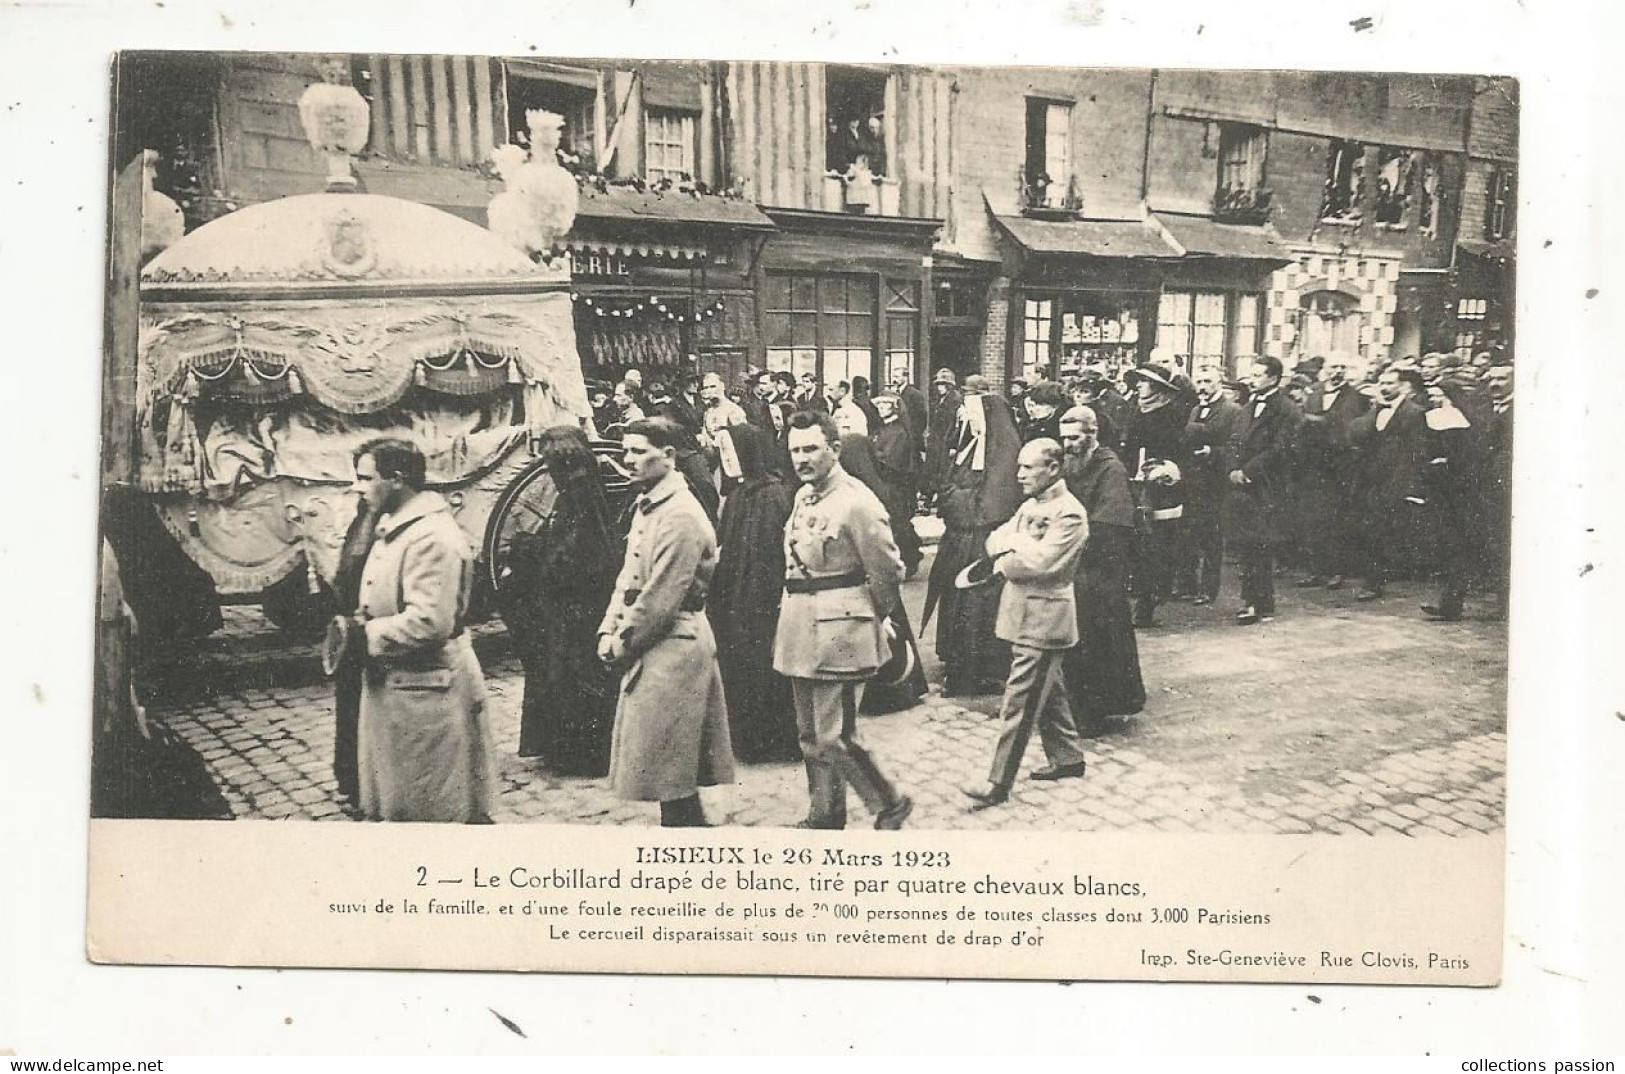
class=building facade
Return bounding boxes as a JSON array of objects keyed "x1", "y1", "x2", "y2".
[{"x1": 118, "y1": 55, "x2": 1516, "y2": 392}]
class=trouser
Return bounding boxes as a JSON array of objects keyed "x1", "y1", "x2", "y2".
[
  {"x1": 1132, "y1": 523, "x2": 1175, "y2": 617},
  {"x1": 1237, "y1": 542, "x2": 1277, "y2": 614},
  {"x1": 1185, "y1": 517, "x2": 1224, "y2": 599},
  {"x1": 988, "y1": 646, "x2": 1086, "y2": 793},
  {"x1": 792, "y1": 679, "x2": 900, "y2": 827}
]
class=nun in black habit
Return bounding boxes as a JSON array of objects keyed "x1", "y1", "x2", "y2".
[
  {"x1": 709, "y1": 423, "x2": 801, "y2": 762},
  {"x1": 923, "y1": 384, "x2": 1023, "y2": 696}
]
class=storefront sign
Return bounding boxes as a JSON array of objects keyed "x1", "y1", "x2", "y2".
[{"x1": 567, "y1": 251, "x2": 634, "y2": 280}]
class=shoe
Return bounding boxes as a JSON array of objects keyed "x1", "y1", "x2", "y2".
[
  {"x1": 1029, "y1": 763, "x2": 1087, "y2": 782},
  {"x1": 1354, "y1": 588, "x2": 1383, "y2": 602},
  {"x1": 795, "y1": 817, "x2": 845, "y2": 830},
  {"x1": 873, "y1": 796, "x2": 914, "y2": 830},
  {"x1": 1236, "y1": 606, "x2": 1260, "y2": 625},
  {"x1": 1324, "y1": 575, "x2": 1345, "y2": 590},
  {"x1": 1421, "y1": 604, "x2": 1463, "y2": 622},
  {"x1": 1192, "y1": 595, "x2": 1213, "y2": 606},
  {"x1": 1295, "y1": 575, "x2": 1326, "y2": 588},
  {"x1": 962, "y1": 785, "x2": 1009, "y2": 810}
]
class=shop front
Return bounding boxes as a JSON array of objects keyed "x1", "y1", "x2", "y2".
[
  {"x1": 567, "y1": 187, "x2": 775, "y2": 389},
  {"x1": 1450, "y1": 239, "x2": 1515, "y2": 360},
  {"x1": 1153, "y1": 212, "x2": 1289, "y2": 376},
  {"x1": 757, "y1": 208, "x2": 942, "y2": 390},
  {"x1": 992, "y1": 214, "x2": 1174, "y2": 383}
]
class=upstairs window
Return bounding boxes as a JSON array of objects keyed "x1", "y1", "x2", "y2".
[
  {"x1": 506, "y1": 66, "x2": 597, "y2": 170},
  {"x1": 1214, "y1": 123, "x2": 1269, "y2": 222},
  {"x1": 1321, "y1": 139, "x2": 1365, "y2": 224},
  {"x1": 826, "y1": 66, "x2": 888, "y2": 177},
  {"x1": 1486, "y1": 167, "x2": 1516, "y2": 240},
  {"x1": 1024, "y1": 98, "x2": 1075, "y2": 212},
  {"x1": 644, "y1": 108, "x2": 695, "y2": 184}
]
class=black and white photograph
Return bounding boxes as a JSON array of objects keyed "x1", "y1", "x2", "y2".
[
  {"x1": 95, "y1": 54, "x2": 1514, "y2": 842},
  {"x1": 8, "y1": 0, "x2": 1625, "y2": 1052}
]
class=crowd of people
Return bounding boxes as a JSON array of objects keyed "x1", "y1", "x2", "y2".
[{"x1": 325, "y1": 344, "x2": 1512, "y2": 830}]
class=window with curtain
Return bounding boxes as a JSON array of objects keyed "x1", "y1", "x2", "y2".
[
  {"x1": 644, "y1": 108, "x2": 695, "y2": 184},
  {"x1": 764, "y1": 274, "x2": 877, "y2": 388},
  {"x1": 1157, "y1": 291, "x2": 1195, "y2": 368},
  {"x1": 1024, "y1": 99, "x2": 1074, "y2": 211},
  {"x1": 1159, "y1": 290, "x2": 1261, "y2": 372}
]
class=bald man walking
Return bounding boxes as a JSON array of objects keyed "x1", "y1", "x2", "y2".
[{"x1": 964, "y1": 438, "x2": 1091, "y2": 808}]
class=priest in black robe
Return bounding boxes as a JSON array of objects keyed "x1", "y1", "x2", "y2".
[{"x1": 1059, "y1": 406, "x2": 1146, "y2": 733}]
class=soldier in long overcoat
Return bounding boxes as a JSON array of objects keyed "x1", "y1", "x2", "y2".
[
  {"x1": 1222, "y1": 356, "x2": 1303, "y2": 624},
  {"x1": 598, "y1": 418, "x2": 735, "y2": 827},
  {"x1": 349, "y1": 439, "x2": 495, "y2": 824}
]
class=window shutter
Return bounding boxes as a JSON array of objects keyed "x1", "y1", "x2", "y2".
[{"x1": 1045, "y1": 102, "x2": 1071, "y2": 202}]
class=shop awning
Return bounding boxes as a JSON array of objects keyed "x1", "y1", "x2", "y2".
[
  {"x1": 576, "y1": 186, "x2": 777, "y2": 231},
  {"x1": 993, "y1": 213, "x2": 1179, "y2": 259},
  {"x1": 1154, "y1": 212, "x2": 1289, "y2": 262}
]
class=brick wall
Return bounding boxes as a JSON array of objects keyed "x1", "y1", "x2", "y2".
[{"x1": 979, "y1": 276, "x2": 1011, "y2": 387}]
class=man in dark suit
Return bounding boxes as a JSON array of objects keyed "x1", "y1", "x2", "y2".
[
  {"x1": 1182, "y1": 364, "x2": 1246, "y2": 605},
  {"x1": 893, "y1": 372, "x2": 930, "y2": 463},
  {"x1": 1348, "y1": 367, "x2": 1433, "y2": 602},
  {"x1": 1295, "y1": 355, "x2": 1372, "y2": 589},
  {"x1": 1223, "y1": 355, "x2": 1302, "y2": 625}
]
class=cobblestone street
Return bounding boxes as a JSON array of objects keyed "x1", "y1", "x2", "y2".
[{"x1": 143, "y1": 538, "x2": 1507, "y2": 835}]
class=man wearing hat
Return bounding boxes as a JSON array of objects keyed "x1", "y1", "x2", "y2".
[
  {"x1": 964, "y1": 438, "x2": 1091, "y2": 807},
  {"x1": 775, "y1": 410, "x2": 915, "y2": 830},
  {"x1": 924, "y1": 367, "x2": 965, "y2": 497},
  {"x1": 1121, "y1": 362, "x2": 1189, "y2": 628},
  {"x1": 1224, "y1": 355, "x2": 1303, "y2": 624}
]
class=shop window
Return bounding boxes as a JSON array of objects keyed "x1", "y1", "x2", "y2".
[
  {"x1": 1321, "y1": 139, "x2": 1365, "y2": 224},
  {"x1": 826, "y1": 66, "x2": 889, "y2": 177},
  {"x1": 1024, "y1": 98, "x2": 1077, "y2": 213},
  {"x1": 1486, "y1": 167, "x2": 1516, "y2": 241},
  {"x1": 1056, "y1": 295, "x2": 1141, "y2": 378},
  {"x1": 764, "y1": 273, "x2": 876, "y2": 388},
  {"x1": 1021, "y1": 299, "x2": 1053, "y2": 381},
  {"x1": 644, "y1": 108, "x2": 695, "y2": 184},
  {"x1": 506, "y1": 68, "x2": 597, "y2": 170},
  {"x1": 934, "y1": 279, "x2": 980, "y2": 321},
  {"x1": 1214, "y1": 124, "x2": 1271, "y2": 224}
]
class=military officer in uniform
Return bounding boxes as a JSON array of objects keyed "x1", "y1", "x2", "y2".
[
  {"x1": 774, "y1": 410, "x2": 914, "y2": 830},
  {"x1": 964, "y1": 438, "x2": 1091, "y2": 808}
]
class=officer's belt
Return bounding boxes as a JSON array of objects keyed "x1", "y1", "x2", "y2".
[{"x1": 784, "y1": 570, "x2": 867, "y2": 595}]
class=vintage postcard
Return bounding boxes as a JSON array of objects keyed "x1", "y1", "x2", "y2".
[{"x1": 87, "y1": 52, "x2": 1512, "y2": 982}]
